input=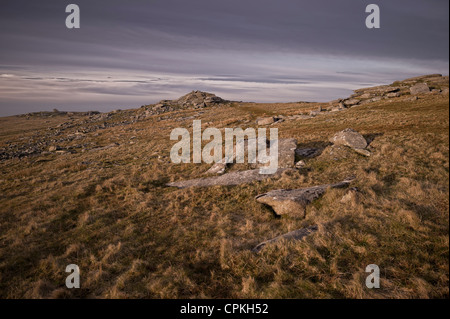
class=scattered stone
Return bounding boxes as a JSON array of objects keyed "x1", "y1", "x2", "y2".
[
  {"x1": 167, "y1": 168, "x2": 289, "y2": 189},
  {"x1": 386, "y1": 92, "x2": 400, "y2": 98},
  {"x1": 295, "y1": 160, "x2": 306, "y2": 168},
  {"x1": 255, "y1": 178, "x2": 354, "y2": 216},
  {"x1": 330, "y1": 128, "x2": 367, "y2": 149},
  {"x1": 330, "y1": 105, "x2": 343, "y2": 112},
  {"x1": 343, "y1": 99, "x2": 360, "y2": 107},
  {"x1": 318, "y1": 144, "x2": 354, "y2": 161},
  {"x1": 252, "y1": 225, "x2": 318, "y2": 252},
  {"x1": 353, "y1": 148, "x2": 371, "y2": 157},
  {"x1": 256, "y1": 117, "x2": 276, "y2": 125},
  {"x1": 410, "y1": 83, "x2": 430, "y2": 95},
  {"x1": 370, "y1": 96, "x2": 382, "y2": 102}
]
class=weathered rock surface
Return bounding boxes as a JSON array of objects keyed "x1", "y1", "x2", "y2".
[
  {"x1": 256, "y1": 117, "x2": 277, "y2": 125},
  {"x1": 139, "y1": 91, "x2": 227, "y2": 118},
  {"x1": 252, "y1": 225, "x2": 318, "y2": 252},
  {"x1": 410, "y1": 83, "x2": 430, "y2": 95},
  {"x1": 204, "y1": 137, "x2": 268, "y2": 175},
  {"x1": 343, "y1": 99, "x2": 360, "y2": 107},
  {"x1": 353, "y1": 148, "x2": 371, "y2": 157},
  {"x1": 386, "y1": 92, "x2": 401, "y2": 98},
  {"x1": 295, "y1": 148, "x2": 321, "y2": 158},
  {"x1": 204, "y1": 138, "x2": 296, "y2": 174},
  {"x1": 329, "y1": 128, "x2": 367, "y2": 149},
  {"x1": 174, "y1": 91, "x2": 225, "y2": 108},
  {"x1": 255, "y1": 178, "x2": 354, "y2": 216},
  {"x1": 167, "y1": 168, "x2": 289, "y2": 189},
  {"x1": 204, "y1": 157, "x2": 229, "y2": 175},
  {"x1": 276, "y1": 138, "x2": 297, "y2": 168}
]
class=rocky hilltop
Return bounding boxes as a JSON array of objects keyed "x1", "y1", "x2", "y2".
[
  {"x1": 141, "y1": 90, "x2": 228, "y2": 116},
  {"x1": 2, "y1": 74, "x2": 448, "y2": 161},
  {"x1": 329, "y1": 73, "x2": 449, "y2": 110}
]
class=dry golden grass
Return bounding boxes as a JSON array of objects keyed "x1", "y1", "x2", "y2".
[{"x1": 0, "y1": 92, "x2": 448, "y2": 299}]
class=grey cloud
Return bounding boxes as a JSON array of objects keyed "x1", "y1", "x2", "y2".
[{"x1": 0, "y1": 0, "x2": 448, "y2": 116}]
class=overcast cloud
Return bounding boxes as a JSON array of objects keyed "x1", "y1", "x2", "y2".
[{"x1": 0, "y1": 0, "x2": 448, "y2": 116}]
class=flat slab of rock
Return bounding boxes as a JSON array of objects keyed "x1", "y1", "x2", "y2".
[
  {"x1": 252, "y1": 225, "x2": 318, "y2": 252},
  {"x1": 410, "y1": 83, "x2": 430, "y2": 95},
  {"x1": 167, "y1": 168, "x2": 288, "y2": 189},
  {"x1": 255, "y1": 178, "x2": 353, "y2": 216},
  {"x1": 330, "y1": 128, "x2": 367, "y2": 149}
]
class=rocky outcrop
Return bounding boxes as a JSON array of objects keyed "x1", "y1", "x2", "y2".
[
  {"x1": 325, "y1": 74, "x2": 448, "y2": 111},
  {"x1": 255, "y1": 178, "x2": 354, "y2": 217},
  {"x1": 174, "y1": 91, "x2": 225, "y2": 108},
  {"x1": 204, "y1": 138, "x2": 297, "y2": 175},
  {"x1": 140, "y1": 91, "x2": 227, "y2": 118},
  {"x1": 410, "y1": 83, "x2": 430, "y2": 95},
  {"x1": 329, "y1": 128, "x2": 370, "y2": 156},
  {"x1": 167, "y1": 168, "x2": 289, "y2": 189},
  {"x1": 329, "y1": 128, "x2": 367, "y2": 149}
]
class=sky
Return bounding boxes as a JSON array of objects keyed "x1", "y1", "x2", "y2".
[{"x1": 0, "y1": 0, "x2": 448, "y2": 116}]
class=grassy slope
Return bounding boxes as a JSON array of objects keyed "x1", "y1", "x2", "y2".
[{"x1": 0, "y1": 93, "x2": 448, "y2": 299}]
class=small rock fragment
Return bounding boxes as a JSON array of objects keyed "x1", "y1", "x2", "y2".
[{"x1": 252, "y1": 225, "x2": 318, "y2": 252}]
